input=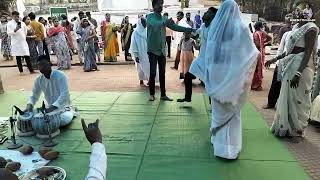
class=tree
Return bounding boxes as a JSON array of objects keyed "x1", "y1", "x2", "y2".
[{"x1": 0, "y1": 0, "x2": 15, "y2": 15}]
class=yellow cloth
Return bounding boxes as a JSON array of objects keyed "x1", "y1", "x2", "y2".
[
  {"x1": 30, "y1": 20, "x2": 45, "y2": 41},
  {"x1": 102, "y1": 22, "x2": 119, "y2": 62}
]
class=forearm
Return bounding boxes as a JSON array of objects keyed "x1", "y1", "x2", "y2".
[
  {"x1": 85, "y1": 143, "x2": 107, "y2": 180},
  {"x1": 167, "y1": 23, "x2": 192, "y2": 33}
]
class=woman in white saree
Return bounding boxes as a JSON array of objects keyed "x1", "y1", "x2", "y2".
[
  {"x1": 266, "y1": 12, "x2": 319, "y2": 142},
  {"x1": 190, "y1": 0, "x2": 259, "y2": 159},
  {"x1": 129, "y1": 17, "x2": 159, "y2": 86}
]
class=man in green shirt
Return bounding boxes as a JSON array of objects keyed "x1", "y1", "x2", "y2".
[{"x1": 147, "y1": 0, "x2": 193, "y2": 101}]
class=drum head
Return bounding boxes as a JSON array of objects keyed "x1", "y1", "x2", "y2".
[{"x1": 19, "y1": 112, "x2": 33, "y2": 121}]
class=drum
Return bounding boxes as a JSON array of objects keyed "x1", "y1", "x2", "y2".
[
  {"x1": 17, "y1": 111, "x2": 35, "y2": 137},
  {"x1": 31, "y1": 110, "x2": 62, "y2": 139}
]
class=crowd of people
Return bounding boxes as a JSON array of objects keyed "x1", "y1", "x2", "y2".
[{"x1": 0, "y1": 0, "x2": 320, "y2": 179}]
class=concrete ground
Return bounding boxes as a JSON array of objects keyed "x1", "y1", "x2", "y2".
[{"x1": 1, "y1": 53, "x2": 320, "y2": 179}]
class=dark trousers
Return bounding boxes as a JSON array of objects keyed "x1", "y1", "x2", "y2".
[
  {"x1": 16, "y1": 56, "x2": 33, "y2": 73},
  {"x1": 184, "y1": 72, "x2": 194, "y2": 100},
  {"x1": 166, "y1": 36, "x2": 172, "y2": 58},
  {"x1": 148, "y1": 52, "x2": 166, "y2": 96},
  {"x1": 267, "y1": 66, "x2": 281, "y2": 108},
  {"x1": 43, "y1": 40, "x2": 51, "y2": 62},
  {"x1": 124, "y1": 49, "x2": 131, "y2": 61},
  {"x1": 173, "y1": 49, "x2": 181, "y2": 69}
]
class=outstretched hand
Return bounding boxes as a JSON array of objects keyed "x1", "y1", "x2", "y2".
[
  {"x1": 81, "y1": 119, "x2": 102, "y2": 145},
  {"x1": 265, "y1": 58, "x2": 276, "y2": 68}
]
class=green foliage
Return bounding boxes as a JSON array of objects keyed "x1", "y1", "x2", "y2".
[{"x1": 0, "y1": 0, "x2": 15, "y2": 13}]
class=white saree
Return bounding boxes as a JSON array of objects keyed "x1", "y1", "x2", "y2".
[
  {"x1": 129, "y1": 18, "x2": 159, "y2": 82},
  {"x1": 191, "y1": 0, "x2": 259, "y2": 159},
  {"x1": 271, "y1": 22, "x2": 319, "y2": 137}
]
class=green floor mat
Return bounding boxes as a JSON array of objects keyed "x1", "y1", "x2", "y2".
[
  {"x1": 0, "y1": 91, "x2": 310, "y2": 180},
  {"x1": 138, "y1": 156, "x2": 309, "y2": 180}
]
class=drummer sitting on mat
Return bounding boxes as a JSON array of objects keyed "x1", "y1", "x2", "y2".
[{"x1": 25, "y1": 55, "x2": 76, "y2": 128}]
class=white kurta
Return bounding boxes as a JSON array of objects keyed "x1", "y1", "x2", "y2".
[
  {"x1": 130, "y1": 19, "x2": 159, "y2": 82},
  {"x1": 7, "y1": 20, "x2": 30, "y2": 56},
  {"x1": 85, "y1": 142, "x2": 107, "y2": 180},
  {"x1": 28, "y1": 70, "x2": 70, "y2": 108},
  {"x1": 28, "y1": 70, "x2": 74, "y2": 126}
]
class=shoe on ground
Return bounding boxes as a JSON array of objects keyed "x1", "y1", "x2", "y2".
[
  {"x1": 161, "y1": 96, "x2": 173, "y2": 101},
  {"x1": 177, "y1": 98, "x2": 191, "y2": 102},
  {"x1": 149, "y1": 95, "x2": 155, "y2": 101}
]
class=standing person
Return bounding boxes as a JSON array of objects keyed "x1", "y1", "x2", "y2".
[
  {"x1": 265, "y1": 12, "x2": 319, "y2": 142},
  {"x1": 303, "y1": 4, "x2": 313, "y2": 19},
  {"x1": 263, "y1": 16, "x2": 292, "y2": 109},
  {"x1": 164, "y1": 13, "x2": 173, "y2": 58},
  {"x1": 0, "y1": 15, "x2": 12, "y2": 61},
  {"x1": 130, "y1": 17, "x2": 159, "y2": 86},
  {"x1": 48, "y1": 17, "x2": 53, "y2": 27},
  {"x1": 147, "y1": 0, "x2": 193, "y2": 101},
  {"x1": 7, "y1": 11, "x2": 34, "y2": 74},
  {"x1": 121, "y1": 16, "x2": 134, "y2": 61},
  {"x1": 185, "y1": 12, "x2": 194, "y2": 28},
  {"x1": 86, "y1": 12, "x2": 98, "y2": 28},
  {"x1": 251, "y1": 21, "x2": 272, "y2": 91},
  {"x1": 177, "y1": 31, "x2": 199, "y2": 102},
  {"x1": 28, "y1": 12, "x2": 45, "y2": 56},
  {"x1": 61, "y1": 14, "x2": 75, "y2": 54},
  {"x1": 190, "y1": 9, "x2": 216, "y2": 102},
  {"x1": 278, "y1": 14, "x2": 292, "y2": 41},
  {"x1": 171, "y1": 11, "x2": 184, "y2": 70},
  {"x1": 77, "y1": 18, "x2": 98, "y2": 72},
  {"x1": 46, "y1": 17, "x2": 54, "y2": 55},
  {"x1": 38, "y1": 17, "x2": 51, "y2": 61},
  {"x1": 48, "y1": 18, "x2": 71, "y2": 70},
  {"x1": 86, "y1": 12, "x2": 101, "y2": 63},
  {"x1": 194, "y1": 10, "x2": 202, "y2": 29},
  {"x1": 263, "y1": 30, "x2": 292, "y2": 109},
  {"x1": 23, "y1": 16, "x2": 38, "y2": 69},
  {"x1": 74, "y1": 11, "x2": 86, "y2": 64},
  {"x1": 101, "y1": 13, "x2": 119, "y2": 62},
  {"x1": 191, "y1": 0, "x2": 259, "y2": 159}
]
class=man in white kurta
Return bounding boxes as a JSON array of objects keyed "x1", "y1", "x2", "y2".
[
  {"x1": 7, "y1": 11, "x2": 33, "y2": 73},
  {"x1": 26, "y1": 56, "x2": 76, "y2": 128},
  {"x1": 129, "y1": 17, "x2": 159, "y2": 86}
]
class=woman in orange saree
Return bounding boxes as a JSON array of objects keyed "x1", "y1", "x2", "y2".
[{"x1": 101, "y1": 13, "x2": 119, "y2": 62}]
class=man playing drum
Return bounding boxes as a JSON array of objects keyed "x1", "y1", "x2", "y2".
[{"x1": 25, "y1": 55, "x2": 76, "y2": 129}]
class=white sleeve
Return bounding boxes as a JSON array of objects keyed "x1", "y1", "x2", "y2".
[
  {"x1": 51, "y1": 75, "x2": 70, "y2": 109},
  {"x1": 85, "y1": 143, "x2": 107, "y2": 180},
  {"x1": 6, "y1": 22, "x2": 15, "y2": 36},
  {"x1": 28, "y1": 77, "x2": 42, "y2": 105},
  {"x1": 276, "y1": 32, "x2": 288, "y2": 56}
]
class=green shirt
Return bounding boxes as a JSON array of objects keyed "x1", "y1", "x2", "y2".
[{"x1": 147, "y1": 12, "x2": 192, "y2": 56}]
